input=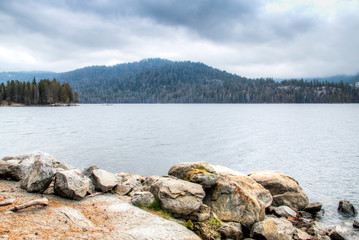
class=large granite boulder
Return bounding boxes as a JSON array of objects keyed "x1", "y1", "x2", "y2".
[
  {"x1": 168, "y1": 162, "x2": 219, "y2": 189},
  {"x1": 0, "y1": 151, "x2": 74, "y2": 181},
  {"x1": 114, "y1": 172, "x2": 144, "y2": 196},
  {"x1": 249, "y1": 170, "x2": 309, "y2": 211},
  {"x1": 83, "y1": 165, "x2": 118, "y2": 192},
  {"x1": 20, "y1": 159, "x2": 54, "y2": 193},
  {"x1": 337, "y1": 199, "x2": 357, "y2": 217},
  {"x1": 54, "y1": 169, "x2": 93, "y2": 200},
  {"x1": 211, "y1": 164, "x2": 273, "y2": 208},
  {"x1": 204, "y1": 178, "x2": 265, "y2": 228},
  {"x1": 150, "y1": 176, "x2": 205, "y2": 216}
]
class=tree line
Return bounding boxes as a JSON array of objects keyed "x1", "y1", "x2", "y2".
[
  {"x1": 58, "y1": 59, "x2": 358, "y2": 103},
  {"x1": 1, "y1": 59, "x2": 358, "y2": 104},
  {"x1": 0, "y1": 78, "x2": 79, "y2": 105}
]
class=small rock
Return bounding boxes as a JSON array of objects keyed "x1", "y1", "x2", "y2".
[
  {"x1": 251, "y1": 219, "x2": 291, "y2": 240},
  {"x1": 218, "y1": 221, "x2": 243, "y2": 240},
  {"x1": 304, "y1": 202, "x2": 322, "y2": 214},
  {"x1": 275, "y1": 205, "x2": 297, "y2": 218},
  {"x1": 338, "y1": 200, "x2": 357, "y2": 217},
  {"x1": 83, "y1": 165, "x2": 118, "y2": 192},
  {"x1": 267, "y1": 205, "x2": 276, "y2": 214},
  {"x1": 330, "y1": 225, "x2": 359, "y2": 240},
  {"x1": 114, "y1": 172, "x2": 143, "y2": 196},
  {"x1": 131, "y1": 191, "x2": 155, "y2": 207},
  {"x1": 353, "y1": 220, "x2": 359, "y2": 229},
  {"x1": 187, "y1": 204, "x2": 210, "y2": 222},
  {"x1": 267, "y1": 216, "x2": 296, "y2": 237},
  {"x1": 307, "y1": 222, "x2": 330, "y2": 236},
  {"x1": 193, "y1": 221, "x2": 221, "y2": 240},
  {"x1": 294, "y1": 228, "x2": 311, "y2": 240},
  {"x1": 299, "y1": 211, "x2": 314, "y2": 219}
]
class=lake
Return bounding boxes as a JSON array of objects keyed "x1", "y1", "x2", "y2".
[{"x1": 1, "y1": 104, "x2": 358, "y2": 227}]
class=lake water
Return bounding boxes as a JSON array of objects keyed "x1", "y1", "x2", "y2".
[{"x1": 0, "y1": 104, "x2": 358, "y2": 227}]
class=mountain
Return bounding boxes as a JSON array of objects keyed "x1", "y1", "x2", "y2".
[
  {"x1": 0, "y1": 71, "x2": 59, "y2": 83},
  {"x1": 317, "y1": 73, "x2": 359, "y2": 84},
  {"x1": 1, "y1": 58, "x2": 359, "y2": 103}
]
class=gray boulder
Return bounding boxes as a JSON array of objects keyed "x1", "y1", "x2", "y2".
[
  {"x1": 168, "y1": 162, "x2": 219, "y2": 189},
  {"x1": 303, "y1": 202, "x2": 323, "y2": 214},
  {"x1": 274, "y1": 205, "x2": 297, "y2": 218},
  {"x1": 20, "y1": 159, "x2": 54, "y2": 193},
  {"x1": 338, "y1": 199, "x2": 357, "y2": 217},
  {"x1": 307, "y1": 222, "x2": 330, "y2": 237},
  {"x1": 0, "y1": 151, "x2": 74, "y2": 181},
  {"x1": 211, "y1": 164, "x2": 273, "y2": 208},
  {"x1": 218, "y1": 222, "x2": 243, "y2": 240},
  {"x1": 267, "y1": 216, "x2": 296, "y2": 237},
  {"x1": 150, "y1": 176, "x2": 205, "y2": 216},
  {"x1": 329, "y1": 225, "x2": 359, "y2": 240},
  {"x1": 249, "y1": 170, "x2": 309, "y2": 211},
  {"x1": 0, "y1": 159, "x2": 25, "y2": 180},
  {"x1": 294, "y1": 228, "x2": 312, "y2": 240},
  {"x1": 250, "y1": 218, "x2": 292, "y2": 240},
  {"x1": 83, "y1": 165, "x2": 118, "y2": 192},
  {"x1": 131, "y1": 191, "x2": 155, "y2": 207},
  {"x1": 205, "y1": 178, "x2": 265, "y2": 228},
  {"x1": 354, "y1": 220, "x2": 359, "y2": 229},
  {"x1": 114, "y1": 172, "x2": 143, "y2": 196},
  {"x1": 54, "y1": 169, "x2": 93, "y2": 200}
]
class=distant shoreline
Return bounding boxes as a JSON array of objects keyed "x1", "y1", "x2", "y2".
[{"x1": 0, "y1": 102, "x2": 77, "y2": 107}]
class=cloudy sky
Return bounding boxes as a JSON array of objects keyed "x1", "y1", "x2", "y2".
[{"x1": 0, "y1": 0, "x2": 358, "y2": 78}]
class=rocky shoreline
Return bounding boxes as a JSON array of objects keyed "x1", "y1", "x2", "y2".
[{"x1": 0, "y1": 151, "x2": 358, "y2": 240}]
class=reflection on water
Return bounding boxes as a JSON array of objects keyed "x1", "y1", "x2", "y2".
[{"x1": 1, "y1": 104, "x2": 359, "y2": 227}]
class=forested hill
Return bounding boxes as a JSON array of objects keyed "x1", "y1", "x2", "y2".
[
  {"x1": 59, "y1": 59, "x2": 359, "y2": 103},
  {"x1": 1, "y1": 58, "x2": 359, "y2": 103}
]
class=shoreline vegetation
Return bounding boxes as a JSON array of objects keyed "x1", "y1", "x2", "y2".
[
  {"x1": 0, "y1": 151, "x2": 358, "y2": 239},
  {"x1": 0, "y1": 102, "x2": 77, "y2": 107},
  {"x1": 0, "y1": 78, "x2": 78, "y2": 106}
]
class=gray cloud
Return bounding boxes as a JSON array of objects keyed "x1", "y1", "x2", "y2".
[{"x1": 0, "y1": 0, "x2": 358, "y2": 78}]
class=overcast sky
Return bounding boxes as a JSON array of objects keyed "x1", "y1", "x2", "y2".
[{"x1": 0, "y1": 0, "x2": 358, "y2": 78}]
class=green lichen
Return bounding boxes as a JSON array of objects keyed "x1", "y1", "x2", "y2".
[
  {"x1": 208, "y1": 216, "x2": 221, "y2": 227},
  {"x1": 184, "y1": 219, "x2": 194, "y2": 229}
]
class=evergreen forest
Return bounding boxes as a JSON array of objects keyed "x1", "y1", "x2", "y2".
[
  {"x1": 1, "y1": 59, "x2": 359, "y2": 104},
  {"x1": 59, "y1": 59, "x2": 359, "y2": 103},
  {"x1": 0, "y1": 78, "x2": 79, "y2": 105}
]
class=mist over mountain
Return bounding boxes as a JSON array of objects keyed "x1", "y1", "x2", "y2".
[{"x1": 1, "y1": 59, "x2": 358, "y2": 103}]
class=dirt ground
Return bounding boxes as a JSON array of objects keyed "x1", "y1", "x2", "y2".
[{"x1": 0, "y1": 179, "x2": 199, "y2": 240}]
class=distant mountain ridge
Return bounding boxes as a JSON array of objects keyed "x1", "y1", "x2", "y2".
[{"x1": 1, "y1": 58, "x2": 358, "y2": 103}]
